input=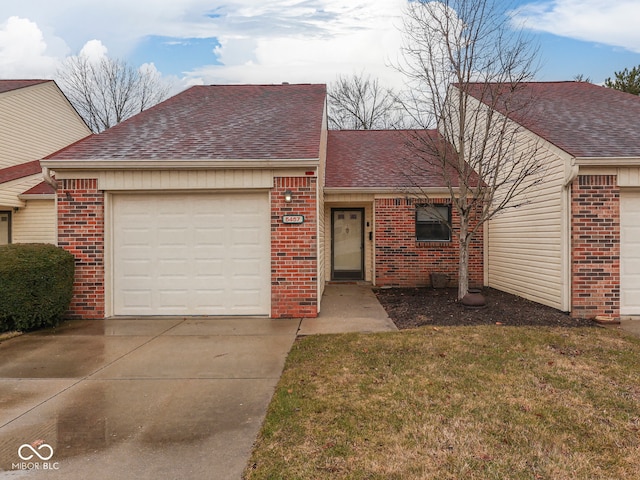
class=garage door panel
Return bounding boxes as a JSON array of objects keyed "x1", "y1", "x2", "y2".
[
  {"x1": 113, "y1": 193, "x2": 270, "y2": 316},
  {"x1": 121, "y1": 291, "x2": 152, "y2": 312}
]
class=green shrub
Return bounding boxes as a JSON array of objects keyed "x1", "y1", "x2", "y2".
[{"x1": 0, "y1": 244, "x2": 75, "y2": 332}]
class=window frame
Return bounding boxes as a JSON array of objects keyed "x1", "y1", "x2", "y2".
[{"x1": 415, "y1": 204, "x2": 451, "y2": 242}]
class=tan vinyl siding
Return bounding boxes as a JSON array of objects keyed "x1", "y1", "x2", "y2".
[
  {"x1": 0, "y1": 175, "x2": 41, "y2": 208},
  {"x1": 0, "y1": 82, "x2": 90, "y2": 169},
  {"x1": 617, "y1": 167, "x2": 640, "y2": 187},
  {"x1": 12, "y1": 199, "x2": 56, "y2": 244},
  {"x1": 317, "y1": 109, "x2": 328, "y2": 302},
  {"x1": 487, "y1": 144, "x2": 567, "y2": 310},
  {"x1": 58, "y1": 169, "x2": 282, "y2": 191}
]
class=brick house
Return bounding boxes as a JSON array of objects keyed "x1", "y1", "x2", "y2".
[
  {"x1": 464, "y1": 81, "x2": 640, "y2": 320},
  {"x1": 41, "y1": 84, "x2": 481, "y2": 319},
  {"x1": 0, "y1": 80, "x2": 91, "y2": 245},
  {"x1": 41, "y1": 81, "x2": 638, "y2": 321}
]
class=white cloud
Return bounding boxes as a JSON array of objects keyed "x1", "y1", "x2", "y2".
[
  {"x1": 0, "y1": 16, "x2": 61, "y2": 78},
  {"x1": 186, "y1": 0, "x2": 407, "y2": 87},
  {"x1": 79, "y1": 39, "x2": 108, "y2": 62},
  {"x1": 514, "y1": 0, "x2": 640, "y2": 53},
  {"x1": 0, "y1": 1, "x2": 407, "y2": 88}
]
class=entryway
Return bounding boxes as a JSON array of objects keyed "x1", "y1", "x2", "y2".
[{"x1": 331, "y1": 208, "x2": 364, "y2": 280}]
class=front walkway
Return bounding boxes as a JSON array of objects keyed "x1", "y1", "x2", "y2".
[{"x1": 298, "y1": 284, "x2": 398, "y2": 335}]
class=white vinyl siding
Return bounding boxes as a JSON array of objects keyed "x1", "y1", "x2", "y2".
[
  {"x1": 487, "y1": 145, "x2": 566, "y2": 310},
  {"x1": 95, "y1": 169, "x2": 274, "y2": 191},
  {"x1": 0, "y1": 176, "x2": 40, "y2": 208},
  {"x1": 112, "y1": 192, "x2": 270, "y2": 316},
  {"x1": 0, "y1": 82, "x2": 90, "y2": 169},
  {"x1": 12, "y1": 199, "x2": 56, "y2": 244},
  {"x1": 0, "y1": 174, "x2": 56, "y2": 244},
  {"x1": 621, "y1": 190, "x2": 640, "y2": 315},
  {"x1": 447, "y1": 88, "x2": 568, "y2": 311}
]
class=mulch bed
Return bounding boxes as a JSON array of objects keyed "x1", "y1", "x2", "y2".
[{"x1": 374, "y1": 287, "x2": 596, "y2": 329}]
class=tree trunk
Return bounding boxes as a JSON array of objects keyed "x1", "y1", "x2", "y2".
[{"x1": 458, "y1": 218, "x2": 470, "y2": 301}]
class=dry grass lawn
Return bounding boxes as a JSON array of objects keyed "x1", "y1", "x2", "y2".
[{"x1": 244, "y1": 326, "x2": 640, "y2": 479}]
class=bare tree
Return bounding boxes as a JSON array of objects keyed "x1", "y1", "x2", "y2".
[
  {"x1": 396, "y1": 0, "x2": 544, "y2": 300},
  {"x1": 57, "y1": 55, "x2": 172, "y2": 133},
  {"x1": 327, "y1": 72, "x2": 404, "y2": 129}
]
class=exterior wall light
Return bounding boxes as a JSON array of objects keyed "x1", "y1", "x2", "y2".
[{"x1": 284, "y1": 190, "x2": 293, "y2": 203}]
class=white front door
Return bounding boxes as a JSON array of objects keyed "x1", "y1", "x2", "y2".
[
  {"x1": 621, "y1": 190, "x2": 640, "y2": 315},
  {"x1": 332, "y1": 209, "x2": 363, "y2": 280},
  {"x1": 112, "y1": 192, "x2": 270, "y2": 316}
]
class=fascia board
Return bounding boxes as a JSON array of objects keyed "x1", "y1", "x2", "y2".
[
  {"x1": 574, "y1": 157, "x2": 640, "y2": 167},
  {"x1": 324, "y1": 187, "x2": 457, "y2": 196},
  {"x1": 40, "y1": 158, "x2": 320, "y2": 170}
]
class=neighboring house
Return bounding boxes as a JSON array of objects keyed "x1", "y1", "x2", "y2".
[
  {"x1": 0, "y1": 80, "x2": 91, "y2": 245},
  {"x1": 41, "y1": 84, "x2": 481, "y2": 320},
  {"x1": 464, "y1": 81, "x2": 640, "y2": 320}
]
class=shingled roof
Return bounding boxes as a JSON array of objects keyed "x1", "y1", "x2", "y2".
[
  {"x1": 0, "y1": 160, "x2": 42, "y2": 184},
  {"x1": 46, "y1": 84, "x2": 326, "y2": 162},
  {"x1": 0, "y1": 80, "x2": 50, "y2": 95},
  {"x1": 465, "y1": 81, "x2": 640, "y2": 159},
  {"x1": 326, "y1": 130, "x2": 466, "y2": 189}
]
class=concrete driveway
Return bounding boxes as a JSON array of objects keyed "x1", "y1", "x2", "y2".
[{"x1": 0, "y1": 317, "x2": 299, "y2": 479}]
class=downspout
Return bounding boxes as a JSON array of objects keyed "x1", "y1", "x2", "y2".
[
  {"x1": 562, "y1": 158, "x2": 579, "y2": 313},
  {"x1": 42, "y1": 167, "x2": 58, "y2": 190}
]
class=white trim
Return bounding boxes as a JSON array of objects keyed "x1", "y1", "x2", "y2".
[
  {"x1": 17, "y1": 194, "x2": 55, "y2": 200},
  {"x1": 40, "y1": 158, "x2": 320, "y2": 170},
  {"x1": 575, "y1": 157, "x2": 640, "y2": 167},
  {"x1": 104, "y1": 192, "x2": 113, "y2": 318}
]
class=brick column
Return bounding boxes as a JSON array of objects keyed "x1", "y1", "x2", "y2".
[
  {"x1": 571, "y1": 175, "x2": 620, "y2": 319},
  {"x1": 271, "y1": 177, "x2": 318, "y2": 318},
  {"x1": 57, "y1": 179, "x2": 105, "y2": 319}
]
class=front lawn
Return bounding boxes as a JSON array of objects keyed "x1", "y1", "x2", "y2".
[{"x1": 244, "y1": 326, "x2": 640, "y2": 479}]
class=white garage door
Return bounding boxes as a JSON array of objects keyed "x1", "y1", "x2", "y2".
[
  {"x1": 112, "y1": 192, "x2": 270, "y2": 316},
  {"x1": 621, "y1": 190, "x2": 640, "y2": 316}
]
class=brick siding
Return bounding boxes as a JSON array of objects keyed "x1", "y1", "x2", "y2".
[
  {"x1": 57, "y1": 179, "x2": 105, "y2": 319},
  {"x1": 271, "y1": 177, "x2": 318, "y2": 318},
  {"x1": 374, "y1": 198, "x2": 483, "y2": 287},
  {"x1": 571, "y1": 175, "x2": 620, "y2": 319}
]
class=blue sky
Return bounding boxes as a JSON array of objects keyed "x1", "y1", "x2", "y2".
[{"x1": 1, "y1": 1, "x2": 639, "y2": 92}]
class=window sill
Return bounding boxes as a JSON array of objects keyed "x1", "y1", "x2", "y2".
[{"x1": 416, "y1": 240, "x2": 453, "y2": 247}]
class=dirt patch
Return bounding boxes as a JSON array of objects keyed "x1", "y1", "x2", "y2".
[{"x1": 375, "y1": 287, "x2": 595, "y2": 329}]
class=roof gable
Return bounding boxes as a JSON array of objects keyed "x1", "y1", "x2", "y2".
[
  {"x1": 21, "y1": 181, "x2": 55, "y2": 196},
  {"x1": 326, "y1": 130, "x2": 465, "y2": 189},
  {"x1": 464, "y1": 81, "x2": 640, "y2": 158},
  {"x1": 47, "y1": 84, "x2": 327, "y2": 162}
]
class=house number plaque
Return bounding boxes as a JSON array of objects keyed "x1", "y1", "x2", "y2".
[{"x1": 282, "y1": 215, "x2": 305, "y2": 224}]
